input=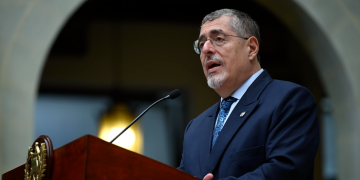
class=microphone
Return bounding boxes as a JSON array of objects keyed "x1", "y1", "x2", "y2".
[
  {"x1": 166, "y1": 89, "x2": 181, "y2": 99},
  {"x1": 110, "y1": 89, "x2": 181, "y2": 143}
]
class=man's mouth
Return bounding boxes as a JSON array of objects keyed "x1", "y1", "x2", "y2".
[{"x1": 206, "y1": 60, "x2": 222, "y2": 73}]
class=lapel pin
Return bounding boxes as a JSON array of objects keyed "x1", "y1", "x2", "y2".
[{"x1": 240, "y1": 111, "x2": 246, "y2": 117}]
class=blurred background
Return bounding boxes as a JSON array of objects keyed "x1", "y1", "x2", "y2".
[{"x1": 0, "y1": 0, "x2": 359, "y2": 180}]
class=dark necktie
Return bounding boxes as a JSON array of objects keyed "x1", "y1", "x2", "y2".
[{"x1": 212, "y1": 97, "x2": 237, "y2": 149}]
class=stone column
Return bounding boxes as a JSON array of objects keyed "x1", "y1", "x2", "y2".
[{"x1": 0, "y1": 0, "x2": 85, "y2": 174}]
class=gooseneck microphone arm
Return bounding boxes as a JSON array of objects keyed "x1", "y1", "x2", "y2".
[
  {"x1": 109, "y1": 96, "x2": 167, "y2": 143},
  {"x1": 110, "y1": 89, "x2": 181, "y2": 144}
]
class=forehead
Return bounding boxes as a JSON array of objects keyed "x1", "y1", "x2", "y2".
[{"x1": 200, "y1": 15, "x2": 233, "y2": 36}]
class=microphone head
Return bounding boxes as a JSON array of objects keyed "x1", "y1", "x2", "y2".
[{"x1": 169, "y1": 89, "x2": 181, "y2": 99}]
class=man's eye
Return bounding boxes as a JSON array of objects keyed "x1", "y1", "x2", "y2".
[
  {"x1": 215, "y1": 37, "x2": 225, "y2": 43},
  {"x1": 199, "y1": 41, "x2": 205, "y2": 48}
]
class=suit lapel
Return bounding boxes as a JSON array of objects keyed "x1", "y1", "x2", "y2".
[
  {"x1": 204, "y1": 70, "x2": 273, "y2": 174},
  {"x1": 198, "y1": 102, "x2": 219, "y2": 175}
]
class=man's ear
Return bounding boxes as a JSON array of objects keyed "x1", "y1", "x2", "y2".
[{"x1": 247, "y1": 36, "x2": 259, "y2": 61}]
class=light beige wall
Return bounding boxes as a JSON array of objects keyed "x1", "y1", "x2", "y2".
[
  {"x1": 296, "y1": 1, "x2": 360, "y2": 179},
  {"x1": 0, "y1": 0, "x2": 86, "y2": 174},
  {"x1": 255, "y1": 0, "x2": 360, "y2": 179}
]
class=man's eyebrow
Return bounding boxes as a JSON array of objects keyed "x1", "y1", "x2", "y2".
[
  {"x1": 198, "y1": 34, "x2": 205, "y2": 41},
  {"x1": 198, "y1": 29, "x2": 226, "y2": 40},
  {"x1": 210, "y1": 29, "x2": 226, "y2": 35}
]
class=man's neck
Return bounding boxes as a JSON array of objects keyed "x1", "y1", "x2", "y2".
[
  {"x1": 215, "y1": 79, "x2": 248, "y2": 98},
  {"x1": 215, "y1": 67, "x2": 262, "y2": 98}
]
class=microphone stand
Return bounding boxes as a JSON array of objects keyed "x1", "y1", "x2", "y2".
[{"x1": 110, "y1": 95, "x2": 170, "y2": 143}]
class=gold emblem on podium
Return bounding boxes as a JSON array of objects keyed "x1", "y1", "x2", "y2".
[{"x1": 24, "y1": 142, "x2": 47, "y2": 180}]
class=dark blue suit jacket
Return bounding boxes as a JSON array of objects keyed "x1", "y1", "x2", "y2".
[{"x1": 178, "y1": 71, "x2": 319, "y2": 180}]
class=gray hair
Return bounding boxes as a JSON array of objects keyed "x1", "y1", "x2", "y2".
[{"x1": 202, "y1": 9, "x2": 261, "y2": 62}]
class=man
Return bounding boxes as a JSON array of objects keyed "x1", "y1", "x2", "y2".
[{"x1": 178, "y1": 9, "x2": 319, "y2": 180}]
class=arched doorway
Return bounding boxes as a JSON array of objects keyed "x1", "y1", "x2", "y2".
[{"x1": 37, "y1": 1, "x2": 325, "y2": 179}]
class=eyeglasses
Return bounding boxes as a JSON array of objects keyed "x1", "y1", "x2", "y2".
[{"x1": 193, "y1": 34, "x2": 249, "y2": 54}]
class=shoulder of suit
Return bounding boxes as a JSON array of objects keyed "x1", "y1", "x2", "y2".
[
  {"x1": 267, "y1": 79, "x2": 309, "y2": 90},
  {"x1": 263, "y1": 79, "x2": 315, "y2": 99}
]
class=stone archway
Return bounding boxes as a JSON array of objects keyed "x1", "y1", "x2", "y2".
[
  {"x1": 0, "y1": 0, "x2": 86, "y2": 174},
  {"x1": 255, "y1": 0, "x2": 360, "y2": 180}
]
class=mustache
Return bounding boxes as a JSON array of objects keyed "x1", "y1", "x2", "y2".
[{"x1": 204, "y1": 55, "x2": 224, "y2": 68}]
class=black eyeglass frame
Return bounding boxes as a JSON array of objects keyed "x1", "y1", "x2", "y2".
[{"x1": 193, "y1": 34, "x2": 249, "y2": 54}]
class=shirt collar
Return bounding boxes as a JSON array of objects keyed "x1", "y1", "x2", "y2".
[{"x1": 221, "y1": 68, "x2": 264, "y2": 102}]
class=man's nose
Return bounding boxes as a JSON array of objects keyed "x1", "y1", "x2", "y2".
[{"x1": 202, "y1": 40, "x2": 216, "y2": 55}]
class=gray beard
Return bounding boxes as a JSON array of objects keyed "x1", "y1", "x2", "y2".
[{"x1": 207, "y1": 72, "x2": 225, "y2": 89}]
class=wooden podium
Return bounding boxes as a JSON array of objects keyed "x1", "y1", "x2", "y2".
[{"x1": 2, "y1": 135, "x2": 200, "y2": 180}]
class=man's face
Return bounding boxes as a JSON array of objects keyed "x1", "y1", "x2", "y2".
[{"x1": 199, "y1": 15, "x2": 251, "y2": 91}]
